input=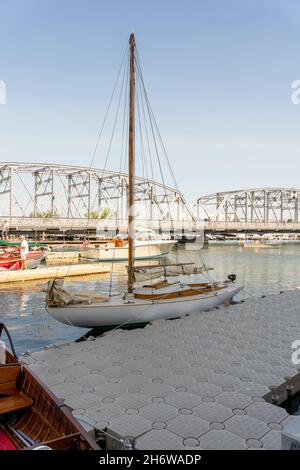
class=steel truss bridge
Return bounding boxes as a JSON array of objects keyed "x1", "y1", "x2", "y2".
[
  {"x1": 0, "y1": 162, "x2": 194, "y2": 234},
  {"x1": 2, "y1": 165, "x2": 299, "y2": 236},
  {"x1": 197, "y1": 188, "x2": 300, "y2": 233}
]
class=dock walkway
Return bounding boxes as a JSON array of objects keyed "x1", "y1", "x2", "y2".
[
  {"x1": 0, "y1": 263, "x2": 109, "y2": 284},
  {"x1": 27, "y1": 290, "x2": 300, "y2": 450}
]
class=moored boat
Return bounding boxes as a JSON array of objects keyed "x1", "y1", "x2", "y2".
[
  {"x1": 242, "y1": 240, "x2": 281, "y2": 249},
  {"x1": 81, "y1": 238, "x2": 176, "y2": 262},
  {"x1": 45, "y1": 34, "x2": 243, "y2": 329},
  {"x1": 0, "y1": 251, "x2": 45, "y2": 271}
]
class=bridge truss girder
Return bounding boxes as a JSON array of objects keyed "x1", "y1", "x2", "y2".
[
  {"x1": 0, "y1": 162, "x2": 193, "y2": 228},
  {"x1": 197, "y1": 188, "x2": 300, "y2": 224}
]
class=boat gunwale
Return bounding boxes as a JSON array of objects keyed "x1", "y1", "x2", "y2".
[
  {"x1": 0, "y1": 351, "x2": 100, "y2": 450},
  {"x1": 46, "y1": 283, "x2": 243, "y2": 309}
]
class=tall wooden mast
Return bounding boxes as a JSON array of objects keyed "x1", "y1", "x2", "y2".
[{"x1": 128, "y1": 33, "x2": 135, "y2": 293}]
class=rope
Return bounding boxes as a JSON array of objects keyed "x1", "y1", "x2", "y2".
[{"x1": 49, "y1": 44, "x2": 129, "y2": 283}]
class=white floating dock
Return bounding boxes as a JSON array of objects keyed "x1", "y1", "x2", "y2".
[
  {"x1": 27, "y1": 289, "x2": 300, "y2": 450},
  {"x1": 0, "y1": 263, "x2": 110, "y2": 284},
  {"x1": 45, "y1": 251, "x2": 80, "y2": 264}
]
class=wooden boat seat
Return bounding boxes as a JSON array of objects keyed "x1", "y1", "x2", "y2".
[
  {"x1": 0, "y1": 392, "x2": 32, "y2": 415},
  {"x1": 135, "y1": 285, "x2": 225, "y2": 300},
  {"x1": 0, "y1": 365, "x2": 21, "y2": 384},
  {"x1": 0, "y1": 365, "x2": 21, "y2": 396}
]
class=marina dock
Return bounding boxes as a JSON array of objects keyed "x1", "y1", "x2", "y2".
[
  {"x1": 26, "y1": 289, "x2": 300, "y2": 450},
  {"x1": 0, "y1": 263, "x2": 110, "y2": 284},
  {"x1": 45, "y1": 251, "x2": 80, "y2": 264}
]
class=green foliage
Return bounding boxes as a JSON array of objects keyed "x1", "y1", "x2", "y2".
[
  {"x1": 30, "y1": 210, "x2": 59, "y2": 218},
  {"x1": 86, "y1": 208, "x2": 115, "y2": 219}
]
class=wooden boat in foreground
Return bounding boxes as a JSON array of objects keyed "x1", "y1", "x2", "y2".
[{"x1": 0, "y1": 324, "x2": 99, "y2": 450}]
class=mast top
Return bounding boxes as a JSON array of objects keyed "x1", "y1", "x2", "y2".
[{"x1": 129, "y1": 33, "x2": 135, "y2": 46}]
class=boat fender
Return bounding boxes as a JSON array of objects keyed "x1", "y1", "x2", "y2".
[
  {"x1": 0, "y1": 340, "x2": 5, "y2": 364},
  {"x1": 228, "y1": 274, "x2": 236, "y2": 283}
]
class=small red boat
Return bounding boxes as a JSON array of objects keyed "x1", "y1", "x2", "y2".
[{"x1": 0, "y1": 251, "x2": 45, "y2": 271}]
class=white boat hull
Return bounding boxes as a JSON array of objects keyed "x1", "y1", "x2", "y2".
[
  {"x1": 81, "y1": 240, "x2": 176, "y2": 262},
  {"x1": 46, "y1": 283, "x2": 243, "y2": 328}
]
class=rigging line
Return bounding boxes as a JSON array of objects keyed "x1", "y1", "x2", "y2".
[
  {"x1": 83, "y1": 50, "x2": 129, "y2": 246},
  {"x1": 135, "y1": 59, "x2": 173, "y2": 217},
  {"x1": 134, "y1": 53, "x2": 167, "y2": 188},
  {"x1": 135, "y1": 49, "x2": 179, "y2": 192},
  {"x1": 89, "y1": 44, "x2": 128, "y2": 169},
  {"x1": 136, "y1": 49, "x2": 197, "y2": 250},
  {"x1": 135, "y1": 58, "x2": 175, "y2": 234},
  {"x1": 119, "y1": 53, "x2": 129, "y2": 177},
  {"x1": 136, "y1": 50, "x2": 195, "y2": 234},
  {"x1": 123, "y1": 98, "x2": 129, "y2": 177},
  {"x1": 123, "y1": 101, "x2": 129, "y2": 176},
  {"x1": 108, "y1": 238, "x2": 118, "y2": 298},
  {"x1": 95, "y1": 53, "x2": 126, "y2": 248},
  {"x1": 117, "y1": 52, "x2": 129, "y2": 231},
  {"x1": 146, "y1": 94, "x2": 179, "y2": 191},
  {"x1": 61, "y1": 45, "x2": 128, "y2": 243},
  {"x1": 136, "y1": 78, "x2": 145, "y2": 181},
  {"x1": 136, "y1": 77, "x2": 149, "y2": 229},
  {"x1": 135, "y1": 56, "x2": 178, "y2": 234},
  {"x1": 134, "y1": 54, "x2": 170, "y2": 193},
  {"x1": 134, "y1": 61, "x2": 155, "y2": 185},
  {"x1": 136, "y1": 81, "x2": 153, "y2": 258},
  {"x1": 99, "y1": 46, "x2": 129, "y2": 183},
  {"x1": 136, "y1": 77, "x2": 147, "y2": 182},
  {"x1": 138, "y1": 79, "x2": 153, "y2": 229},
  {"x1": 51, "y1": 47, "x2": 129, "y2": 280}
]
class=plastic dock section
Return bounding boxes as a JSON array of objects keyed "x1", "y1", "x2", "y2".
[
  {"x1": 45, "y1": 252, "x2": 80, "y2": 264},
  {"x1": 27, "y1": 290, "x2": 300, "y2": 450}
]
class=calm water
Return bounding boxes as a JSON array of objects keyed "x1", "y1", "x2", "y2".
[{"x1": 1, "y1": 243, "x2": 300, "y2": 354}]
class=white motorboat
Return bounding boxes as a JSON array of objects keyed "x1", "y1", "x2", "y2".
[
  {"x1": 45, "y1": 34, "x2": 243, "y2": 329},
  {"x1": 80, "y1": 230, "x2": 176, "y2": 262}
]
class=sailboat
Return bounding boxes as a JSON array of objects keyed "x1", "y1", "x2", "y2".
[{"x1": 45, "y1": 34, "x2": 243, "y2": 328}]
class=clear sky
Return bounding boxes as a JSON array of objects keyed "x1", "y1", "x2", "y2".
[{"x1": 1, "y1": 0, "x2": 300, "y2": 202}]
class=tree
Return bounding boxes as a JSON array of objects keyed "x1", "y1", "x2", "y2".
[
  {"x1": 86, "y1": 207, "x2": 115, "y2": 219},
  {"x1": 30, "y1": 210, "x2": 59, "y2": 218}
]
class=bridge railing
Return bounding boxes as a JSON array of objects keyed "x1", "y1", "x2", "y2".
[
  {"x1": 0, "y1": 217, "x2": 201, "y2": 234},
  {"x1": 204, "y1": 220, "x2": 300, "y2": 231}
]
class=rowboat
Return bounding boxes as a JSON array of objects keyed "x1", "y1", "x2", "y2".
[
  {"x1": 0, "y1": 251, "x2": 45, "y2": 271},
  {"x1": 0, "y1": 324, "x2": 99, "y2": 450}
]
